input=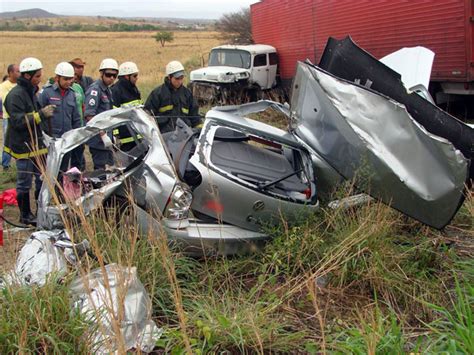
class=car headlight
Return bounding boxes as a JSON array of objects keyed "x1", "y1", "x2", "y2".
[
  {"x1": 164, "y1": 184, "x2": 193, "y2": 229},
  {"x1": 165, "y1": 184, "x2": 193, "y2": 222},
  {"x1": 237, "y1": 72, "x2": 250, "y2": 79},
  {"x1": 171, "y1": 184, "x2": 193, "y2": 209}
]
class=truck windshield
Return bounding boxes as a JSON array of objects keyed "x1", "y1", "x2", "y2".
[{"x1": 208, "y1": 49, "x2": 251, "y2": 69}]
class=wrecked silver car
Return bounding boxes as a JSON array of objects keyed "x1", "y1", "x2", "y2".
[
  {"x1": 38, "y1": 60, "x2": 469, "y2": 255},
  {"x1": 37, "y1": 104, "x2": 319, "y2": 255}
]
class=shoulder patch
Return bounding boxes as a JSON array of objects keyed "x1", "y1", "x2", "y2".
[
  {"x1": 88, "y1": 98, "x2": 96, "y2": 106},
  {"x1": 90, "y1": 90, "x2": 98, "y2": 96}
]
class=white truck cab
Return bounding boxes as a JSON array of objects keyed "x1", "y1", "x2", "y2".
[{"x1": 190, "y1": 44, "x2": 278, "y2": 102}]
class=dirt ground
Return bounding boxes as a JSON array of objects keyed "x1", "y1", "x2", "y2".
[{"x1": 0, "y1": 126, "x2": 32, "y2": 270}]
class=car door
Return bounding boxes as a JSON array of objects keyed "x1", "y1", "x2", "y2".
[{"x1": 290, "y1": 61, "x2": 468, "y2": 229}]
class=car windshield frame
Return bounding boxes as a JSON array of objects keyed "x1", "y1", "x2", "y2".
[{"x1": 208, "y1": 49, "x2": 252, "y2": 69}]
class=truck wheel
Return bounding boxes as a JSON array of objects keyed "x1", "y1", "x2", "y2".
[{"x1": 248, "y1": 86, "x2": 263, "y2": 102}]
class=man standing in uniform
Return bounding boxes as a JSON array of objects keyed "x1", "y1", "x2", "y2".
[
  {"x1": 38, "y1": 62, "x2": 82, "y2": 172},
  {"x1": 144, "y1": 60, "x2": 201, "y2": 133},
  {"x1": 4, "y1": 57, "x2": 55, "y2": 226},
  {"x1": 111, "y1": 61, "x2": 142, "y2": 151},
  {"x1": 84, "y1": 58, "x2": 118, "y2": 170},
  {"x1": 69, "y1": 58, "x2": 94, "y2": 92},
  {"x1": 0, "y1": 64, "x2": 20, "y2": 170}
]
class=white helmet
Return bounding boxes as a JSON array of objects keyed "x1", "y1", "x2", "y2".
[
  {"x1": 19, "y1": 57, "x2": 42, "y2": 73},
  {"x1": 99, "y1": 58, "x2": 119, "y2": 71},
  {"x1": 118, "y1": 61, "x2": 139, "y2": 76},
  {"x1": 165, "y1": 60, "x2": 185, "y2": 76},
  {"x1": 55, "y1": 62, "x2": 74, "y2": 77}
]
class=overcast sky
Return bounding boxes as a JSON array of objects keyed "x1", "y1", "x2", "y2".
[{"x1": 1, "y1": 0, "x2": 258, "y2": 19}]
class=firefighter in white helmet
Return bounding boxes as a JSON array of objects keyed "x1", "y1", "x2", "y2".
[
  {"x1": 111, "y1": 61, "x2": 143, "y2": 151},
  {"x1": 84, "y1": 58, "x2": 118, "y2": 169},
  {"x1": 144, "y1": 60, "x2": 201, "y2": 133},
  {"x1": 38, "y1": 62, "x2": 82, "y2": 172},
  {"x1": 3, "y1": 57, "x2": 55, "y2": 226}
]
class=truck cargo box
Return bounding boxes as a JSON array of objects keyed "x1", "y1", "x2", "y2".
[{"x1": 251, "y1": 0, "x2": 474, "y2": 83}]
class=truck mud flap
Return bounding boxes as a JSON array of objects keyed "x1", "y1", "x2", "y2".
[{"x1": 318, "y1": 36, "x2": 474, "y2": 180}]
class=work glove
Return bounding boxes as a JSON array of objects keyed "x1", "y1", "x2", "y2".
[
  {"x1": 40, "y1": 104, "x2": 56, "y2": 119},
  {"x1": 100, "y1": 131, "x2": 113, "y2": 149}
]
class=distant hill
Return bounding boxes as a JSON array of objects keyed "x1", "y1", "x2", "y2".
[
  {"x1": 0, "y1": 8, "x2": 214, "y2": 31},
  {"x1": 0, "y1": 8, "x2": 59, "y2": 19}
]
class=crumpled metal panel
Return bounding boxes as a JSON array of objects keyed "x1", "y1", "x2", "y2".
[
  {"x1": 318, "y1": 36, "x2": 474, "y2": 179},
  {"x1": 1, "y1": 230, "x2": 88, "y2": 287},
  {"x1": 70, "y1": 264, "x2": 162, "y2": 353},
  {"x1": 10, "y1": 230, "x2": 68, "y2": 286},
  {"x1": 37, "y1": 107, "x2": 177, "y2": 230},
  {"x1": 207, "y1": 101, "x2": 297, "y2": 147},
  {"x1": 291, "y1": 61, "x2": 468, "y2": 229}
]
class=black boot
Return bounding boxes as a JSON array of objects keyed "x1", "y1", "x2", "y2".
[{"x1": 17, "y1": 191, "x2": 37, "y2": 226}]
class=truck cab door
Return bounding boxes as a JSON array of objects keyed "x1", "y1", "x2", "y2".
[
  {"x1": 251, "y1": 53, "x2": 269, "y2": 89},
  {"x1": 267, "y1": 52, "x2": 278, "y2": 88}
]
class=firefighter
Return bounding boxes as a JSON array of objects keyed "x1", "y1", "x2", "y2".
[
  {"x1": 38, "y1": 62, "x2": 82, "y2": 172},
  {"x1": 144, "y1": 60, "x2": 201, "y2": 133},
  {"x1": 4, "y1": 57, "x2": 55, "y2": 226},
  {"x1": 84, "y1": 58, "x2": 118, "y2": 170},
  {"x1": 111, "y1": 61, "x2": 142, "y2": 151}
]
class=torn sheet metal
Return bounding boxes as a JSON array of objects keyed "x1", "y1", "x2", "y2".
[
  {"x1": 13, "y1": 230, "x2": 68, "y2": 286},
  {"x1": 70, "y1": 264, "x2": 162, "y2": 353},
  {"x1": 291, "y1": 61, "x2": 468, "y2": 229},
  {"x1": 37, "y1": 107, "x2": 178, "y2": 230},
  {"x1": 3, "y1": 230, "x2": 86, "y2": 287},
  {"x1": 318, "y1": 36, "x2": 474, "y2": 179}
]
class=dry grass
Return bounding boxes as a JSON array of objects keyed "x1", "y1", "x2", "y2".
[{"x1": 0, "y1": 31, "x2": 222, "y2": 95}]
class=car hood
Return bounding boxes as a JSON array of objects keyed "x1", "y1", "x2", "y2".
[{"x1": 290, "y1": 61, "x2": 468, "y2": 229}]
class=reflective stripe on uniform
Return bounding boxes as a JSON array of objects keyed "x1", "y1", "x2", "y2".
[
  {"x1": 113, "y1": 129, "x2": 119, "y2": 135},
  {"x1": 4, "y1": 146, "x2": 48, "y2": 159},
  {"x1": 119, "y1": 134, "x2": 142, "y2": 144},
  {"x1": 122, "y1": 99, "x2": 143, "y2": 107},
  {"x1": 158, "y1": 105, "x2": 173, "y2": 113},
  {"x1": 181, "y1": 107, "x2": 189, "y2": 114}
]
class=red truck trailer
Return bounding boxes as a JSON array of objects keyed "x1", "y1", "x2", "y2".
[{"x1": 251, "y1": 0, "x2": 474, "y2": 118}]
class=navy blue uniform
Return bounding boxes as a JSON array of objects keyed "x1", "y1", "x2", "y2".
[
  {"x1": 38, "y1": 83, "x2": 82, "y2": 138},
  {"x1": 84, "y1": 79, "x2": 114, "y2": 169},
  {"x1": 39, "y1": 83, "x2": 82, "y2": 172}
]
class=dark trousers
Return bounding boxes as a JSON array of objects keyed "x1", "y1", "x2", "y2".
[
  {"x1": 70, "y1": 144, "x2": 85, "y2": 171},
  {"x1": 16, "y1": 157, "x2": 43, "y2": 196},
  {"x1": 89, "y1": 147, "x2": 113, "y2": 170}
]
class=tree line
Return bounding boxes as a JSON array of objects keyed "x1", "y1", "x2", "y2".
[{"x1": 0, "y1": 21, "x2": 205, "y2": 32}]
